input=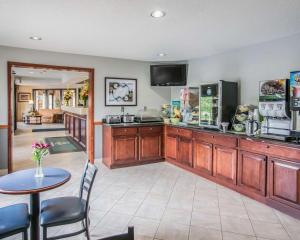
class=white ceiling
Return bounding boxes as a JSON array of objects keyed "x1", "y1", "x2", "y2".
[
  {"x1": 1, "y1": 0, "x2": 300, "y2": 61},
  {"x1": 13, "y1": 67, "x2": 88, "y2": 87}
]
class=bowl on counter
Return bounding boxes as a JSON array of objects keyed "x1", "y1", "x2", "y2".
[
  {"x1": 235, "y1": 113, "x2": 248, "y2": 122},
  {"x1": 170, "y1": 118, "x2": 180, "y2": 124},
  {"x1": 233, "y1": 123, "x2": 245, "y2": 132}
]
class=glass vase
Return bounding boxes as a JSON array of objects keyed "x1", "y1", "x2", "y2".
[{"x1": 35, "y1": 158, "x2": 44, "y2": 178}]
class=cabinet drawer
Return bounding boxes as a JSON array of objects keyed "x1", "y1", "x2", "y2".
[
  {"x1": 239, "y1": 138, "x2": 270, "y2": 153},
  {"x1": 214, "y1": 135, "x2": 238, "y2": 148},
  {"x1": 140, "y1": 126, "x2": 163, "y2": 134},
  {"x1": 193, "y1": 131, "x2": 214, "y2": 144},
  {"x1": 112, "y1": 127, "x2": 138, "y2": 136},
  {"x1": 166, "y1": 126, "x2": 178, "y2": 136},
  {"x1": 266, "y1": 144, "x2": 300, "y2": 161},
  {"x1": 177, "y1": 128, "x2": 192, "y2": 138}
]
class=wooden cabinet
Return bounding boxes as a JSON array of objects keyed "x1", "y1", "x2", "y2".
[
  {"x1": 193, "y1": 140, "x2": 213, "y2": 175},
  {"x1": 165, "y1": 135, "x2": 178, "y2": 161},
  {"x1": 113, "y1": 135, "x2": 138, "y2": 163},
  {"x1": 178, "y1": 137, "x2": 193, "y2": 167},
  {"x1": 268, "y1": 157, "x2": 300, "y2": 209},
  {"x1": 139, "y1": 127, "x2": 162, "y2": 161},
  {"x1": 238, "y1": 151, "x2": 267, "y2": 196},
  {"x1": 165, "y1": 126, "x2": 192, "y2": 166},
  {"x1": 103, "y1": 125, "x2": 164, "y2": 168},
  {"x1": 64, "y1": 112, "x2": 87, "y2": 149},
  {"x1": 213, "y1": 145, "x2": 237, "y2": 185}
]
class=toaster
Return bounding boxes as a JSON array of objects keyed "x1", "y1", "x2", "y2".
[
  {"x1": 121, "y1": 114, "x2": 135, "y2": 123},
  {"x1": 106, "y1": 115, "x2": 121, "y2": 124}
]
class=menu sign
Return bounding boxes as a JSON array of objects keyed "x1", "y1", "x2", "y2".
[
  {"x1": 259, "y1": 79, "x2": 287, "y2": 101},
  {"x1": 290, "y1": 71, "x2": 300, "y2": 110}
]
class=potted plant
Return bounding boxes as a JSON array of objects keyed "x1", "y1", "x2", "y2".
[
  {"x1": 64, "y1": 89, "x2": 73, "y2": 106},
  {"x1": 80, "y1": 81, "x2": 89, "y2": 107},
  {"x1": 32, "y1": 142, "x2": 50, "y2": 178}
]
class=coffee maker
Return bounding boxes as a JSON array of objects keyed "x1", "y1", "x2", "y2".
[
  {"x1": 259, "y1": 79, "x2": 291, "y2": 141},
  {"x1": 290, "y1": 71, "x2": 300, "y2": 142}
]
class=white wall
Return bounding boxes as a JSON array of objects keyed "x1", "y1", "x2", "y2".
[
  {"x1": 0, "y1": 46, "x2": 171, "y2": 161},
  {"x1": 0, "y1": 46, "x2": 171, "y2": 124},
  {"x1": 172, "y1": 33, "x2": 300, "y2": 105}
]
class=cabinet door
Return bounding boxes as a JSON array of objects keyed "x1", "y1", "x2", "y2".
[
  {"x1": 139, "y1": 134, "x2": 162, "y2": 161},
  {"x1": 165, "y1": 135, "x2": 178, "y2": 161},
  {"x1": 113, "y1": 136, "x2": 138, "y2": 164},
  {"x1": 238, "y1": 151, "x2": 267, "y2": 196},
  {"x1": 193, "y1": 140, "x2": 213, "y2": 175},
  {"x1": 213, "y1": 145, "x2": 237, "y2": 185},
  {"x1": 269, "y1": 158, "x2": 300, "y2": 209},
  {"x1": 178, "y1": 137, "x2": 193, "y2": 167}
]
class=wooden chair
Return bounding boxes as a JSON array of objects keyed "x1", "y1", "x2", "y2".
[{"x1": 97, "y1": 227, "x2": 134, "y2": 240}]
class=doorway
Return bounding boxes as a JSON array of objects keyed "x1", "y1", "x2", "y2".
[{"x1": 7, "y1": 62, "x2": 95, "y2": 172}]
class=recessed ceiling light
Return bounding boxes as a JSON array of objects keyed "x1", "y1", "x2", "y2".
[
  {"x1": 29, "y1": 36, "x2": 42, "y2": 40},
  {"x1": 151, "y1": 10, "x2": 166, "y2": 18},
  {"x1": 29, "y1": 71, "x2": 34, "y2": 74},
  {"x1": 158, "y1": 53, "x2": 167, "y2": 57}
]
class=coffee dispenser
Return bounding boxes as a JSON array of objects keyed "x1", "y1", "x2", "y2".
[{"x1": 290, "y1": 71, "x2": 300, "y2": 141}]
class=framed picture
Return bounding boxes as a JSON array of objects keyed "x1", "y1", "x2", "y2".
[
  {"x1": 105, "y1": 77, "x2": 137, "y2": 106},
  {"x1": 18, "y1": 92, "x2": 31, "y2": 102}
]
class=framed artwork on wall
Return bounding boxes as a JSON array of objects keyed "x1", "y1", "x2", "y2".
[
  {"x1": 105, "y1": 77, "x2": 137, "y2": 106},
  {"x1": 18, "y1": 92, "x2": 31, "y2": 102}
]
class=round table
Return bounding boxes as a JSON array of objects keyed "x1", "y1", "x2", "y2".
[{"x1": 0, "y1": 168, "x2": 71, "y2": 240}]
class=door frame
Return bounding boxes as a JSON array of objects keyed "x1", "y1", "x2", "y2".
[{"x1": 7, "y1": 61, "x2": 95, "y2": 173}]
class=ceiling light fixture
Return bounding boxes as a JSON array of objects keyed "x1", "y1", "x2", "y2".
[
  {"x1": 29, "y1": 71, "x2": 35, "y2": 74},
  {"x1": 151, "y1": 10, "x2": 166, "y2": 18},
  {"x1": 158, "y1": 53, "x2": 167, "y2": 57},
  {"x1": 29, "y1": 36, "x2": 42, "y2": 41}
]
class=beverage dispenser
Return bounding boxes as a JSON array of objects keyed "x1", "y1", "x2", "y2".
[
  {"x1": 290, "y1": 71, "x2": 300, "y2": 141},
  {"x1": 259, "y1": 79, "x2": 291, "y2": 140}
]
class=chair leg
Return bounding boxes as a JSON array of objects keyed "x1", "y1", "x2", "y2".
[
  {"x1": 85, "y1": 218, "x2": 90, "y2": 240},
  {"x1": 23, "y1": 229, "x2": 28, "y2": 240},
  {"x1": 43, "y1": 227, "x2": 47, "y2": 240}
]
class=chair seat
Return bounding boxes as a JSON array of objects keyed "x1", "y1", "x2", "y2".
[
  {"x1": 41, "y1": 196, "x2": 86, "y2": 227},
  {"x1": 0, "y1": 203, "x2": 30, "y2": 235}
]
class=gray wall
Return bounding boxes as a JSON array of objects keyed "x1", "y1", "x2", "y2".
[
  {"x1": 172, "y1": 33, "x2": 300, "y2": 105},
  {"x1": 0, "y1": 46, "x2": 171, "y2": 169}
]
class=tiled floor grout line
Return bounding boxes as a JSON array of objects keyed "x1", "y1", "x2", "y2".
[
  {"x1": 216, "y1": 185, "x2": 224, "y2": 240},
  {"x1": 241, "y1": 195, "x2": 258, "y2": 239},
  {"x1": 273, "y1": 209, "x2": 293, "y2": 240},
  {"x1": 152, "y1": 169, "x2": 181, "y2": 240},
  {"x1": 187, "y1": 178, "x2": 197, "y2": 240}
]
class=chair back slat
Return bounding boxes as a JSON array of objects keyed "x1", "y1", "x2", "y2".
[{"x1": 79, "y1": 161, "x2": 98, "y2": 211}]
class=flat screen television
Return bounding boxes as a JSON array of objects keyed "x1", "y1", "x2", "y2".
[{"x1": 150, "y1": 64, "x2": 187, "y2": 86}]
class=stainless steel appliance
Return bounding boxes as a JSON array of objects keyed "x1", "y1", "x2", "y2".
[
  {"x1": 105, "y1": 115, "x2": 121, "y2": 124},
  {"x1": 135, "y1": 108, "x2": 162, "y2": 123},
  {"x1": 259, "y1": 79, "x2": 291, "y2": 140},
  {"x1": 199, "y1": 80, "x2": 238, "y2": 129},
  {"x1": 121, "y1": 114, "x2": 135, "y2": 123}
]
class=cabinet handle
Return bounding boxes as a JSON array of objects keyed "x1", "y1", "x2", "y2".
[{"x1": 150, "y1": 127, "x2": 153, "y2": 130}]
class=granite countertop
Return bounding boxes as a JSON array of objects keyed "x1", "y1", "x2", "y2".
[{"x1": 104, "y1": 122, "x2": 300, "y2": 148}]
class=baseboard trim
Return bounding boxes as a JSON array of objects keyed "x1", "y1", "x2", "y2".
[{"x1": 0, "y1": 169, "x2": 8, "y2": 176}]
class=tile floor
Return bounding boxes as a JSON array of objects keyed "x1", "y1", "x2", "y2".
[{"x1": 1, "y1": 157, "x2": 300, "y2": 240}]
